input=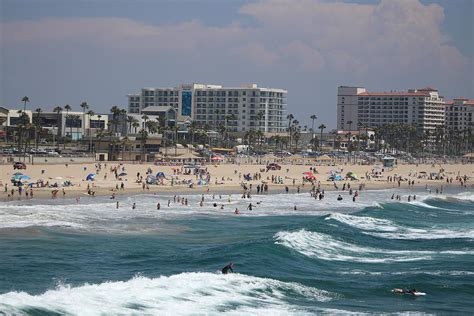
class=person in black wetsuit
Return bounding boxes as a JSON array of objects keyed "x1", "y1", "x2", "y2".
[{"x1": 222, "y1": 263, "x2": 234, "y2": 274}]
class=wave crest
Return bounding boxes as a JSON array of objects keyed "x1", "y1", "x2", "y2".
[
  {"x1": 274, "y1": 229, "x2": 435, "y2": 263},
  {"x1": 0, "y1": 272, "x2": 334, "y2": 315}
]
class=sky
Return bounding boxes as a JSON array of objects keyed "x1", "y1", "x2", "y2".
[{"x1": 1, "y1": 0, "x2": 473, "y2": 129}]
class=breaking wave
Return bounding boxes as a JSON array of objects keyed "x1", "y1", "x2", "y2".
[
  {"x1": 274, "y1": 229, "x2": 472, "y2": 263},
  {"x1": 0, "y1": 272, "x2": 335, "y2": 315}
]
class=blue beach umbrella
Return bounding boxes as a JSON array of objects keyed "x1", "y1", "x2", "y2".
[
  {"x1": 118, "y1": 172, "x2": 127, "y2": 177},
  {"x1": 156, "y1": 172, "x2": 165, "y2": 178},
  {"x1": 86, "y1": 173, "x2": 96, "y2": 181}
]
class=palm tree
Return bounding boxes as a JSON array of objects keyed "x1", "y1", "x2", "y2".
[
  {"x1": 53, "y1": 106, "x2": 63, "y2": 138},
  {"x1": 21, "y1": 96, "x2": 29, "y2": 112},
  {"x1": 286, "y1": 113, "x2": 294, "y2": 149},
  {"x1": 132, "y1": 121, "x2": 140, "y2": 134},
  {"x1": 86, "y1": 110, "x2": 95, "y2": 152},
  {"x1": 141, "y1": 115, "x2": 149, "y2": 130},
  {"x1": 318, "y1": 124, "x2": 326, "y2": 149},
  {"x1": 310, "y1": 136, "x2": 319, "y2": 151},
  {"x1": 110, "y1": 106, "x2": 121, "y2": 133},
  {"x1": 63, "y1": 104, "x2": 72, "y2": 141},
  {"x1": 139, "y1": 129, "x2": 149, "y2": 161},
  {"x1": 127, "y1": 115, "x2": 135, "y2": 134},
  {"x1": 80, "y1": 102, "x2": 89, "y2": 140},
  {"x1": 34, "y1": 108, "x2": 43, "y2": 151},
  {"x1": 310, "y1": 114, "x2": 317, "y2": 139}
]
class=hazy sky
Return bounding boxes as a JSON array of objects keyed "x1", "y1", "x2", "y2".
[{"x1": 1, "y1": 0, "x2": 473, "y2": 128}]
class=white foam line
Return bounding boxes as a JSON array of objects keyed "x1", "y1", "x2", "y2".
[{"x1": 0, "y1": 272, "x2": 335, "y2": 315}]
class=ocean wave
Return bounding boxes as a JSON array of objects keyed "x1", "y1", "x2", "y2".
[
  {"x1": 0, "y1": 272, "x2": 334, "y2": 315},
  {"x1": 326, "y1": 213, "x2": 474, "y2": 240},
  {"x1": 274, "y1": 230, "x2": 435, "y2": 263}
]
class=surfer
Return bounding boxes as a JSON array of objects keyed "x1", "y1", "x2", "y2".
[
  {"x1": 221, "y1": 263, "x2": 234, "y2": 274},
  {"x1": 392, "y1": 288, "x2": 422, "y2": 295}
]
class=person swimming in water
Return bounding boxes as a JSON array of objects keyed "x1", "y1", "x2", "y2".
[
  {"x1": 337, "y1": 195, "x2": 343, "y2": 201},
  {"x1": 221, "y1": 263, "x2": 234, "y2": 274}
]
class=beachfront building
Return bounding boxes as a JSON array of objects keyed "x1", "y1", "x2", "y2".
[
  {"x1": 337, "y1": 86, "x2": 445, "y2": 133},
  {"x1": 0, "y1": 107, "x2": 108, "y2": 140},
  {"x1": 127, "y1": 83, "x2": 287, "y2": 134},
  {"x1": 445, "y1": 98, "x2": 474, "y2": 131},
  {"x1": 37, "y1": 111, "x2": 108, "y2": 140},
  {"x1": 0, "y1": 108, "x2": 33, "y2": 126}
]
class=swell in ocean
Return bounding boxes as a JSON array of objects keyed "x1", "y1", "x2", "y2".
[{"x1": 0, "y1": 189, "x2": 473, "y2": 314}]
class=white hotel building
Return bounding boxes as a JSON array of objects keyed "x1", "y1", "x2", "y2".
[
  {"x1": 127, "y1": 83, "x2": 287, "y2": 134},
  {"x1": 337, "y1": 86, "x2": 445, "y2": 133}
]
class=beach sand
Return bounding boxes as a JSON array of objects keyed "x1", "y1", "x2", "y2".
[{"x1": 0, "y1": 160, "x2": 472, "y2": 201}]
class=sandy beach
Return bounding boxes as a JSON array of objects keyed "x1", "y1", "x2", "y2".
[{"x1": 1, "y1": 160, "x2": 472, "y2": 202}]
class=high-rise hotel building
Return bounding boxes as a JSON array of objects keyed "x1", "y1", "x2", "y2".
[
  {"x1": 127, "y1": 83, "x2": 287, "y2": 133},
  {"x1": 337, "y1": 86, "x2": 445, "y2": 133},
  {"x1": 445, "y1": 98, "x2": 474, "y2": 131}
]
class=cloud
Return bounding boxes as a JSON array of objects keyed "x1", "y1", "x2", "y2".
[
  {"x1": 2, "y1": 0, "x2": 468, "y2": 75},
  {"x1": 1, "y1": 0, "x2": 472, "y2": 125}
]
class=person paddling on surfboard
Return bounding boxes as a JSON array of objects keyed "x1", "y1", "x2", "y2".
[
  {"x1": 221, "y1": 263, "x2": 234, "y2": 274},
  {"x1": 392, "y1": 288, "x2": 423, "y2": 295}
]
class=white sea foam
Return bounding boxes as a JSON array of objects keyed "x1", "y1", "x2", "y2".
[
  {"x1": 274, "y1": 230, "x2": 436, "y2": 263},
  {"x1": 275, "y1": 229, "x2": 473, "y2": 263},
  {"x1": 0, "y1": 190, "x2": 391, "y2": 232},
  {"x1": 0, "y1": 272, "x2": 334, "y2": 315},
  {"x1": 0, "y1": 190, "x2": 465, "y2": 233},
  {"x1": 326, "y1": 213, "x2": 474, "y2": 240}
]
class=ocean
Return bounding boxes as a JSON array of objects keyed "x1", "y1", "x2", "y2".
[{"x1": 0, "y1": 188, "x2": 473, "y2": 315}]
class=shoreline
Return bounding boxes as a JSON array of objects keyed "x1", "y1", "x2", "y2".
[
  {"x1": 1, "y1": 181, "x2": 470, "y2": 203},
  {"x1": 1, "y1": 162, "x2": 472, "y2": 203}
]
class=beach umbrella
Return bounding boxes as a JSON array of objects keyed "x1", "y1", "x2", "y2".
[
  {"x1": 55, "y1": 176, "x2": 63, "y2": 180},
  {"x1": 13, "y1": 172, "x2": 23, "y2": 176},
  {"x1": 118, "y1": 172, "x2": 127, "y2": 177},
  {"x1": 21, "y1": 175, "x2": 31, "y2": 180},
  {"x1": 211, "y1": 156, "x2": 224, "y2": 161},
  {"x1": 86, "y1": 173, "x2": 96, "y2": 181},
  {"x1": 156, "y1": 172, "x2": 165, "y2": 178},
  {"x1": 303, "y1": 171, "x2": 314, "y2": 175}
]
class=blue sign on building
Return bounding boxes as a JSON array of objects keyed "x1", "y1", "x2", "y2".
[{"x1": 181, "y1": 91, "x2": 192, "y2": 116}]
